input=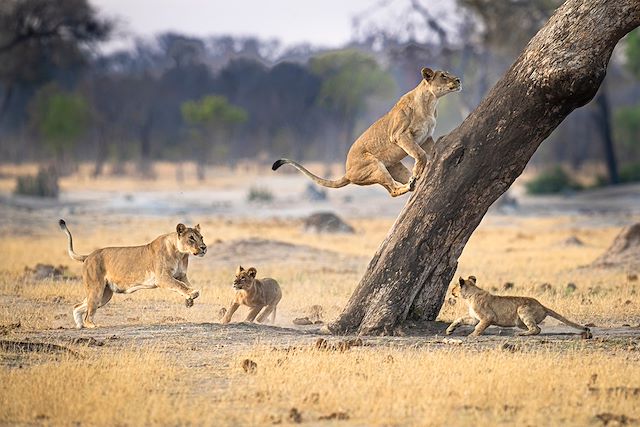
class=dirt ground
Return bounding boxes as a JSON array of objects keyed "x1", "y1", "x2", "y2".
[{"x1": 1, "y1": 163, "x2": 639, "y2": 426}]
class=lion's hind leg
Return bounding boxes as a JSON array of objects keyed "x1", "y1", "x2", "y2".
[
  {"x1": 256, "y1": 304, "x2": 278, "y2": 324},
  {"x1": 347, "y1": 155, "x2": 413, "y2": 197},
  {"x1": 516, "y1": 306, "x2": 542, "y2": 336},
  {"x1": 372, "y1": 162, "x2": 414, "y2": 197}
]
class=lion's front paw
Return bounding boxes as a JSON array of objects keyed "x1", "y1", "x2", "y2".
[
  {"x1": 185, "y1": 297, "x2": 194, "y2": 308},
  {"x1": 189, "y1": 290, "x2": 200, "y2": 300},
  {"x1": 445, "y1": 328, "x2": 454, "y2": 335}
]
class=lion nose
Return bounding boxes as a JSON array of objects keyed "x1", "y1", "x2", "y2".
[
  {"x1": 200, "y1": 246, "x2": 207, "y2": 253},
  {"x1": 455, "y1": 78, "x2": 461, "y2": 84}
]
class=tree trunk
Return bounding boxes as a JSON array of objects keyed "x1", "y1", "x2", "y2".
[
  {"x1": 328, "y1": 0, "x2": 640, "y2": 336},
  {"x1": 594, "y1": 86, "x2": 619, "y2": 185}
]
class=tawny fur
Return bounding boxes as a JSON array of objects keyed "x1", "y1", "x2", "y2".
[
  {"x1": 446, "y1": 276, "x2": 590, "y2": 337},
  {"x1": 58, "y1": 219, "x2": 206, "y2": 329},
  {"x1": 272, "y1": 67, "x2": 461, "y2": 197},
  {"x1": 221, "y1": 265, "x2": 282, "y2": 324}
]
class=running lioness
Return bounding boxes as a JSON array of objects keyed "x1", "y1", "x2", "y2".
[
  {"x1": 59, "y1": 219, "x2": 205, "y2": 329},
  {"x1": 446, "y1": 276, "x2": 590, "y2": 337},
  {"x1": 272, "y1": 67, "x2": 461, "y2": 197}
]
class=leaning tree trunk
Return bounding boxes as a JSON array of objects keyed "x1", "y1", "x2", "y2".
[{"x1": 328, "y1": 0, "x2": 640, "y2": 336}]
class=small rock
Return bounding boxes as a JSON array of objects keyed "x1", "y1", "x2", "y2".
[
  {"x1": 318, "y1": 412, "x2": 350, "y2": 421},
  {"x1": 303, "y1": 212, "x2": 354, "y2": 234},
  {"x1": 581, "y1": 330, "x2": 593, "y2": 340},
  {"x1": 562, "y1": 236, "x2": 584, "y2": 246},
  {"x1": 70, "y1": 337, "x2": 104, "y2": 347},
  {"x1": 503, "y1": 282, "x2": 514, "y2": 291},
  {"x1": 241, "y1": 359, "x2": 257, "y2": 374},
  {"x1": 288, "y1": 408, "x2": 302, "y2": 424},
  {"x1": 292, "y1": 317, "x2": 313, "y2": 326},
  {"x1": 566, "y1": 283, "x2": 577, "y2": 293}
]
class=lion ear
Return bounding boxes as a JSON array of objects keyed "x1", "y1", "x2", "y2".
[
  {"x1": 468, "y1": 275, "x2": 477, "y2": 283},
  {"x1": 236, "y1": 265, "x2": 244, "y2": 275},
  {"x1": 247, "y1": 267, "x2": 257, "y2": 278},
  {"x1": 458, "y1": 276, "x2": 465, "y2": 286},
  {"x1": 195, "y1": 224, "x2": 201, "y2": 232},
  {"x1": 421, "y1": 67, "x2": 435, "y2": 81},
  {"x1": 176, "y1": 223, "x2": 187, "y2": 236}
]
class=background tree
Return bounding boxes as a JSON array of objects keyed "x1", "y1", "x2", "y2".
[
  {"x1": 181, "y1": 95, "x2": 247, "y2": 180},
  {"x1": 0, "y1": 0, "x2": 110, "y2": 124},
  {"x1": 310, "y1": 50, "x2": 395, "y2": 159},
  {"x1": 28, "y1": 83, "x2": 90, "y2": 172}
]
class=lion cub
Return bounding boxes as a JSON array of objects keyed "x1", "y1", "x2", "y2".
[
  {"x1": 221, "y1": 266, "x2": 282, "y2": 324},
  {"x1": 59, "y1": 220, "x2": 205, "y2": 329},
  {"x1": 446, "y1": 276, "x2": 590, "y2": 337}
]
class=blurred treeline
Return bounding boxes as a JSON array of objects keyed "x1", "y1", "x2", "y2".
[{"x1": 1, "y1": 0, "x2": 639, "y2": 183}]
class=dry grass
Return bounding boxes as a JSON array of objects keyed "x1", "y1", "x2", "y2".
[
  {"x1": 2, "y1": 343, "x2": 638, "y2": 426},
  {"x1": 1, "y1": 167, "x2": 639, "y2": 425},
  {"x1": 0, "y1": 347, "x2": 216, "y2": 425},
  {"x1": 229, "y1": 344, "x2": 640, "y2": 426}
]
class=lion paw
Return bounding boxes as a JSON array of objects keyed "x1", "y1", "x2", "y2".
[
  {"x1": 185, "y1": 297, "x2": 194, "y2": 308},
  {"x1": 189, "y1": 290, "x2": 200, "y2": 300}
]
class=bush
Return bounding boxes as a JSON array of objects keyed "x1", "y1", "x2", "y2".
[
  {"x1": 247, "y1": 186, "x2": 273, "y2": 203},
  {"x1": 525, "y1": 166, "x2": 581, "y2": 195},
  {"x1": 619, "y1": 162, "x2": 640, "y2": 184},
  {"x1": 14, "y1": 166, "x2": 59, "y2": 198}
]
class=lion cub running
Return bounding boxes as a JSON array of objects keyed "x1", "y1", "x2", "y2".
[
  {"x1": 59, "y1": 219, "x2": 205, "y2": 329},
  {"x1": 446, "y1": 276, "x2": 590, "y2": 337},
  {"x1": 221, "y1": 266, "x2": 282, "y2": 324}
]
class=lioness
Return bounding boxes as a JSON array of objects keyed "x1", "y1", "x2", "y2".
[
  {"x1": 221, "y1": 266, "x2": 282, "y2": 324},
  {"x1": 446, "y1": 276, "x2": 590, "y2": 337},
  {"x1": 59, "y1": 219, "x2": 205, "y2": 329},
  {"x1": 272, "y1": 67, "x2": 461, "y2": 197}
]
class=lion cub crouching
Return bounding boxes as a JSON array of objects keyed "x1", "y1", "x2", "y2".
[
  {"x1": 446, "y1": 276, "x2": 590, "y2": 337},
  {"x1": 221, "y1": 266, "x2": 282, "y2": 324}
]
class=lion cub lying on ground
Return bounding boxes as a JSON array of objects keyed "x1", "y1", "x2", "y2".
[
  {"x1": 59, "y1": 220, "x2": 205, "y2": 329},
  {"x1": 446, "y1": 276, "x2": 590, "y2": 337},
  {"x1": 221, "y1": 266, "x2": 282, "y2": 324}
]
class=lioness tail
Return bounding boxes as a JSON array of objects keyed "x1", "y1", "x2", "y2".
[
  {"x1": 272, "y1": 159, "x2": 350, "y2": 188},
  {"x1": 58, "y1": 219, "x2": 88, "y2": 262},
  {"x1": 545, "y1": 307, "x2": 589, "y2": 331}
]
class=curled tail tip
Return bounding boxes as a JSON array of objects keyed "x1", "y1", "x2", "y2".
[
  {"x1": 58, "y1": 219, "x2": 66, "y2": 229},
  {"x1": 272, "y1": 159, "x2": 287, "y2": 171}
]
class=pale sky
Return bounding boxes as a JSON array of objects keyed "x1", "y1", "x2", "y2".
[
  {"x1": 90, "y1": 0, "x2": 458, "y2": 52},
  {"x1": 92, "y1": 0, "x2": 379, "y2": 51}
]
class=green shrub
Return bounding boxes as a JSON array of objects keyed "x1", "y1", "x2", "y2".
[
  {"x1": 247, "y1": 186, "x2": 273, "y2": 203},
  {"x1": 14, "y1": 166, "x2": 59, "y2": 198},
  {"x1": 619, "y1": 162, "x2": 640, "y2": 183},
  {"x1": 525, "y1": 166, "x2": 581, "y2": 195}
]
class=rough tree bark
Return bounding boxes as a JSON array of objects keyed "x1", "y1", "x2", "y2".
[{"x1": 328, "y1": 0, "x2": 640, "y2": 336}]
